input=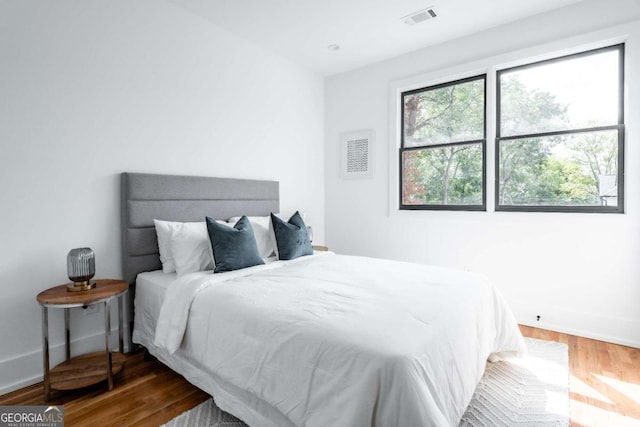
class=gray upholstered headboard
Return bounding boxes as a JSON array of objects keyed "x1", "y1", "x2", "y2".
[{"x1": 120, "y1": 172, "x2": 279, "y2": 285}]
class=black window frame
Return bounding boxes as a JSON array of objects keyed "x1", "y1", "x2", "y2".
[
  {"x1": 399, "y1": 74, "x2": 487, "y2": 211},
  {"x1": 495, "y1": 44, "x2": 625, "y2": 213}
]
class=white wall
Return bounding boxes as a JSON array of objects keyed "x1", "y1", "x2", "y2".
[
  {"x1": 0, "y1": 0, "x2": 324, "y2": 394},
  {"x1": 325, "y1": 0, "x2": 640, "y2": 348}
]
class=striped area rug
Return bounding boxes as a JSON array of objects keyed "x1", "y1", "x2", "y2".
[
  {"x1": 162, "y1": 337, "x2": 569, "y2": 427},
  {"x1": 460, "y1": 338, "x2": 569, "y2": 426}
]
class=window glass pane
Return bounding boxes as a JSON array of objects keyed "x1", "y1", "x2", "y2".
[
  {"x1": 402, "y1": 143, "x2": 483, "y2": 206},
  {"x1": 500, "y1": 49, "x2": 620, "y2": 136},
  {"x1": 498, "y1": 130, "x2": 618, "y2": 207},
  {"x1": 403, "y1": 78, "x2": 484, "y2": 147}
]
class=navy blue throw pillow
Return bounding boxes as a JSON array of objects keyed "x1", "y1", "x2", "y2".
[
  {"x1": 271, "y1": 211, "x2": 313, "y2": 260},
  {"x1": 206, "y1": 216, "x2": 264, "y2": 273}
]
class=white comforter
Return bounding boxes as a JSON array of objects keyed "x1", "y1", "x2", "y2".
[{"x1": 153, "y1": 253, "x2": 525, "y2": 427}]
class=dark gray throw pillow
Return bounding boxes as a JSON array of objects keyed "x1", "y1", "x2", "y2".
[
  {"x1": 271, "y1": 211, "x2": 313, "y2": 260},
  {"x1": 206, "y1": 216, "x2": 264, "y2": 273}
]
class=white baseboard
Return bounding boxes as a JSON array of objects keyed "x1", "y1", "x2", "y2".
[
  {"x1": 0, "y1": 326, "x2": 130, "y2": 396},
  {"x1": 519, "y1": 319, "x2": 640, "y2": 349},
  {"x1": 512, "y1": 300, "x2": 640, "y2": 349}
]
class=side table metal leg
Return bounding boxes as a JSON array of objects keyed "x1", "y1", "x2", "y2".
[
  {"x1": 42, "y1": 306, "x2": 51, "y2": 401},
  {"x1": 118, "y1": 295, "x2": 124, "y2": 354},
  {"x1": 104, "y1": 301, "x2": 113, "y2": 390},
  {"x1": 64, "y1": 308, "x2": 70, "y2": 361}
]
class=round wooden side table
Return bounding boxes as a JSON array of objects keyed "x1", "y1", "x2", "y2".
[{"x1": 37, "y1": 279, "x2": 128, "y2": 401}]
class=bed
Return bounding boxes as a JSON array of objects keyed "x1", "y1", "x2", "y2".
[{"x1": 121, "y1": 172, "x2": 526, "y2": 427}]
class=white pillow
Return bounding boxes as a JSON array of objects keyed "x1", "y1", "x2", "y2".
[
  {"x1": 228, "y1": 216, "x2": 276, "y2": 259},
  {"x1": 170, "y1": 221, "x2": 215, "y2": 276},
  {"x1": 153, "y1": 219, "x2": 183, "y2": 274}
]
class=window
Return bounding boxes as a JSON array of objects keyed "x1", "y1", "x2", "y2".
[
  {"x1": 496, "y1": 44, "x2": 624, "y2": 212},
  {"x1": 400, "y1": 75, "x2": 486, "y2": 210}
]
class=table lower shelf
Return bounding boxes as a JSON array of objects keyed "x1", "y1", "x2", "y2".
[{"x1": 50, "y1": 351, "x2": 126, "y2": 390}]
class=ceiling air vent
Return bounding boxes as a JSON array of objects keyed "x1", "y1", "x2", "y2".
[
  {"x1": 402, "y1": 7, "x2": 437, "y2": 25},
  {"x1": 340, "y1": 130, "x2": 374, "y2": 180}
]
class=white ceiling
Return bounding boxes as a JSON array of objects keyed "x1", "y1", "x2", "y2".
[{"x1": 168, "y1": 0, "x2": 584, "y2": 76}]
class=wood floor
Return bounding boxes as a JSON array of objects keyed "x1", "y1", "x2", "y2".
[
  {"x1": 520, "y1": 325, "x2": 640, "y2": 427},
  {"x1": 1, "y1": 326, "x2": 638, "y2": 426}
]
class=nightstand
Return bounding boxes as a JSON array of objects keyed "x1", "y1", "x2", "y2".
[
  {"x1": 312, "y1": 245, "x2": 329, "y2": 251},
  {"x1": 37, "y1": 279, "x2": 128, "y2": 401}
]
